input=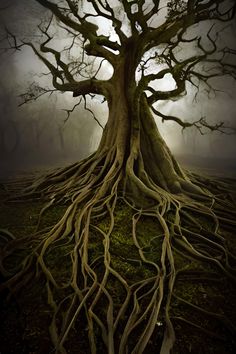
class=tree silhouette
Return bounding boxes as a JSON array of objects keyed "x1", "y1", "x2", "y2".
[
  {"x1": 1, "y1": 1, "x2": 236, "y2": 353},
  {"x1": 0, "y1": 83, "x2": 20, "y2": 154}
]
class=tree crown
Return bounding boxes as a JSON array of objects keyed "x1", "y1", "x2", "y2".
[{"x1": 3, "y1": 0, "x2": 236, "y2": 133}]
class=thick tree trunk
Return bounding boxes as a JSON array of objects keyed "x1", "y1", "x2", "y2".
[
  {"x1": 94, "y1": 61, "x2": 203, "y2": 205},
  {"x1": 139, "y1": 97, "x2": 188, "y2": 193}
]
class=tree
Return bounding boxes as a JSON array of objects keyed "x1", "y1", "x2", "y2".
[
  {"x1": 1, "y1": 1, "x2": 236, "y2": 354},
  {"x1": 0, "y1": 83, "x2": 20, "y2": 154}
]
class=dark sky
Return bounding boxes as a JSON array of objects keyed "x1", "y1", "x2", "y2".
[{"x1": 0, "y1": 0, "x2": 236, "y2": 178}]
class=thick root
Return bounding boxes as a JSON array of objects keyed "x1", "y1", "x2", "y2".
[{"x1": 1, "y1": 155, "x2": 236, "y2": 354}]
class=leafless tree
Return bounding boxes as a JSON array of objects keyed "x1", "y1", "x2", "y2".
[{"x1": 1, "y1": 2, "x2": 236, "y2": 354}]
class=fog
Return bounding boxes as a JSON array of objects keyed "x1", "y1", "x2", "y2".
[{"x1": 0, "y1": 0, "x2": 236, "y2": 178}]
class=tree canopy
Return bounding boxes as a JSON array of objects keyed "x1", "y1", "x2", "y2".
[{"x1": 5, "y1": 0, "x2": 235, "y2": 134}]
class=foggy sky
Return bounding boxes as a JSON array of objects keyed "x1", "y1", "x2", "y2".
[{"x1": 0, "y1": 0, "x2": 236, "y2": 178}]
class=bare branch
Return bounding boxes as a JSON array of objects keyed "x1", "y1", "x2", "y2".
[
  {"x1": 146, "y1": 73, "x2": 187, "y2": 105},
  {"x1": 62, "y1": 97, "x2": 82, "y2": 123},
  {"x1": 2, "y1": 0, "x2": 235, "y2": 137},
  {"x1": 151, "y1": 105, "x2": 236, "y2": 135},
  {"x1": 83, "y1": 95, "x2": 104, "y2": 129},
  {"x1": 18, "y1": 82, "x2": 57, "y2": 106},
  {"x1": 35, "y1": 0, "x2": 118, "y2": 65},
  {"x1": 2, "y1": 24, "x2": 111, "y2": 99}
]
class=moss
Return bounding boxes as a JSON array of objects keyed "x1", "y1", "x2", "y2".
[
  {"x1": 45, "y1": 243, "x2": 73, "y2": 284},
  {"x1": 0, "y1": 200, "x2": 43, "y2": 236},
  {"x1": 1, "y1": 189, "x2": 236, "y2": 353},
  {"x1": 40, "y1": 204, "x2": 67, "y2": 228}
]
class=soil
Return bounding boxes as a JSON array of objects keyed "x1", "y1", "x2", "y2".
[{"x1": 0, "y1": 173, "x2": 236, "y2": 354}]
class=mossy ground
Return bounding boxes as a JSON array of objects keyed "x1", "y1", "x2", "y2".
[{"x1": 0, "y1": 177, "x2": 236, "y2": 354}]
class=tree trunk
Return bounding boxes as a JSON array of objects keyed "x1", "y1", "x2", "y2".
[{"x1": 94, "y1": 61, "x2": 202, "y2": 205}]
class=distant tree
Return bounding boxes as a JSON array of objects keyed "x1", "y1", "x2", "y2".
[
  {"x1": 2, "y1": 1, "x2": 236, "y2": 354},
  {"x1": 0, "y1": 84, "x2": 19, "y2": 154}
]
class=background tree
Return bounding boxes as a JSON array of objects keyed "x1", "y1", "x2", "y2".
[
  {"x1": 1, "y1": 1, "x2": 236, "y2": 354},
  {"x1": 0, "y1": 83, "x2": 20, "y2": 154}
]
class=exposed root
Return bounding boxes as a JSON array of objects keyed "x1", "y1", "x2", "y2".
[{"x1": 0, "y1": 154, "x2": 236, "y2": 354}]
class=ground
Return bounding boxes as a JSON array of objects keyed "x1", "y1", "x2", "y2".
[{"x1": 0, "y1": 168, "x2": 236, "y2": 354}]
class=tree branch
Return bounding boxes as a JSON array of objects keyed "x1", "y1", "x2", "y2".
[
  {"x1": 151, "y1": 105, "x2": 236, "y2": 135},
  {"x1": 83, "y1": 95, "x2": 104, "y2": 129},
  {"x1": 3, "y1": 22, "x2": 111, "y2": 99},
  {"x1": 35, "y1": 0, "x2": 118, "y2": 65}
]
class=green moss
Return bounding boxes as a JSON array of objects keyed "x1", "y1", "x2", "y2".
[
  {"x1": 0, "y1": 200, "x2": 43, "y2": 236},
  {"x1": 45, "y1": 243, "x2": 73, "y2": 283},
  {"x1": 1, "y1": 188, "x2": 236, "y2": 354},
  {"x1": 40, "y1": 204, "x2": 67, "y2": 228}
]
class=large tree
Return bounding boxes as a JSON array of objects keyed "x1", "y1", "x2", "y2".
[{"x1": 1, "y1": 1, "x2": 236, "y2": 353}]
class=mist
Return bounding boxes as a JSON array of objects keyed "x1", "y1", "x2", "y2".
[{"x1": 0, "y1": 0, "x2": 236, "y2": 178}]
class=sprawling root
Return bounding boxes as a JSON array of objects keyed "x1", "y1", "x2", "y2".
[{"x1": 1, "y1": 153, "x2": 236, "y2": 354}]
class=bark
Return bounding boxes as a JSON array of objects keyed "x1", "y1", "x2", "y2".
[{"x1": 93, "y1": 59, "x2": 203, "y2": 205}]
